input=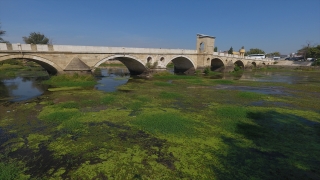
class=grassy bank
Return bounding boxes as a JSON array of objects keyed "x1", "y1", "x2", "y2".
[
  {"x1": 0, "y1": 70, "x2": 320, "y2": 179},
  {"x1": 42, "y1": 73, "x2": 97, "y2": 90}
]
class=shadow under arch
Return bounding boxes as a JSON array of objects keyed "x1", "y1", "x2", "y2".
[
  {"x1": 234, "y1": 60, "x2": 245, "y2": 69},
  {"x1": 166, "y1": 55, "x2": 196, "y2": 74},
  {"x1": 211, "y1": 58, "x2": 225, "y2": 71},
  {"x1": 94, "y1": 55, "x2": 147, "y2": 75},
  {"x1": 252, "y1": 62, "x2": 257, "y2": 67},
  {"x1": 0, "y1": 54, "x2": 63, "y2": 75}
]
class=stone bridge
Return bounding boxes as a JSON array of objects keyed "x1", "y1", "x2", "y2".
[{"x1": 0, "y1": 34, "x2": 274, "y2": 75}]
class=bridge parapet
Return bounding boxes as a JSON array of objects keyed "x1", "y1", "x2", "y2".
[
  {"x1": 0, "y1": 43, "x2": 197, "y2": 54},
  {"x1": 212, "y1": 51, "x2": 273, "y2": 61}
]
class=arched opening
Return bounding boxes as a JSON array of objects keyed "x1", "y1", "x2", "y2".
[
  {"x1": 95, "y1": 55, "x2": 147, "y2": 75},
  {"x1": 262, "y1": 63, "x2": 266, "y2": 66},
  {"x1": 211, "y1": 58, "x2": 225, "y2": 71},
  {"x1": 234, "y1": 60, "x2": 244, "y2": 69},
  {"x1": 167, "y1": 56, "x2": 195, "y2": 74},
  {"x1": 147, "y1": 57, "x2": 152, "y2": 63},
  {"x1": 160, "y1": 57, "x2": 165, "y2": 62},
  {"x1": 200, "y1": 43, "x2": 204, "y2": 52},
  {"x1": 0, "y1": 55, "x2": 61, "y2": 75},
  {"x1": 252, "y1": 62, "x2": 257, "y2": 67}
]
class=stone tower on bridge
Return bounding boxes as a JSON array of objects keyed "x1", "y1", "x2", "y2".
[{"x1": 196, "y1": 34, "x2": 215, "y2": 54}]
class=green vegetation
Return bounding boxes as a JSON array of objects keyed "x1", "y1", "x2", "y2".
[
  {"x1": 42, "y1": 73, "x2": 97, "y2": 87},
  {"x1": 0, "y1": 22, "x2": 9, "y2": 43},
  {"x1": 298, "y1": 44, "x2": 320, "y2": 61},
  {"x1": 228, "y1": 46, "x2": 233, "y2": 54},
  {"x1": 0, "y1": 60, "x2": 48, "y2": 78},
  {"x1": 312, "y1": 59, "x2": 320, "y2": 66},
  {"x1": 0, "y1": 161, "x2": 29, "y2": 180},
  {"x1": 0, "y1": 69, "x2": 320, "y2": 179},
  {"x1": 245, "y1": 48, "x2": 265, "y2": 56},
  {"x1": 22, "y1": 32, "x2": 50, "y2": 44}
]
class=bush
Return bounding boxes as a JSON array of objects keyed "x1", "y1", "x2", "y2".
[
  {"x1": 312, "y1": 59, "x2": 320, "y2": 66},
  {"x1": 234, "y1": 65, "x2": 241, "y2": 72},
  {"x1": 203, "y1": 67, "x2": 210, "y2": 75}
]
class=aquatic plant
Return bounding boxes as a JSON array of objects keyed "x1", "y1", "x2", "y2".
[
  {"x1": 0, "y1": 161, "x2": 29, "y2": 180},
  {"x1": 1, "y1": 69, "x2": 320, "y2": 179},
  {"x1": 132, "y1": 109, "x2": 196, "y2": 136}
]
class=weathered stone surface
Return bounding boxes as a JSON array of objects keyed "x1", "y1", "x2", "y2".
[
  {"x1": 0, "y1": 34, "x2": 277, "y2": 75},
  {"x1": 64, "y1": 57, "x2": 91, "y2": 71}
]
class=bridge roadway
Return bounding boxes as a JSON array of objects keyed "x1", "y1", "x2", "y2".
[{"x1": 0, "y1": 35, "x2": 274, "y2": 75}]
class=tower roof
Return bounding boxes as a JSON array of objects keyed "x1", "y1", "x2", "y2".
[{"x1": 197, "y1": 34, "x2": 215, "y2": 39}]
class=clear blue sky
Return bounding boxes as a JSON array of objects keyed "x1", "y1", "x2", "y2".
[{"x1": 1, "y1": 0, "x2": 319, "y2": 55}]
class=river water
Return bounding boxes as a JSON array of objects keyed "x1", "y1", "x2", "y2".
[{"x1": 1, "y1": 67, "x2": 320, "y2": 102}]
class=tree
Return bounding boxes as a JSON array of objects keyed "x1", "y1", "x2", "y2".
[
  {"x1": 214, "y1": 47, "x2": 218, "y2": 52},
  {"x1": 228, "y1": 47, "x2": 233, "y2": 54},
  {"x1": 298, "y1": 45, "x2": 320, "y2": 58},
  {"x1": 245, "y1": 48, "x2": 265, "y2": 55},
  {"x1": 23, "y1": 32, "x2": 50, "y2": 44},
  {"x1": 0, "y1": 22, "x2": 9, "y2": 43},
  {"x1": 266, "y1": 52, "x2": 281, "y2": 57},
  {"x1": 298, "y1": 44, "x2": 320, "y2": 60}
]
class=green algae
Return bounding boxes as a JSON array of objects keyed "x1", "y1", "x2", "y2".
[
  {"x1": 131, "y1": 109, "x2": 198, "y2": 136},
  {"x1": 0, "y1": 161, "x2": 30, "y2": 180},
  {"x1": 27, "y1": 134, "x2": 50, "y2": 151},
  {"x1": 1, "y1": 71, "x2": 320, "y2": 179}
]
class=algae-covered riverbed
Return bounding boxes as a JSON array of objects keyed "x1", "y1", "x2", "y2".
[{"x1": 0, "y1": 68, "x2": 320, "y2": 179}]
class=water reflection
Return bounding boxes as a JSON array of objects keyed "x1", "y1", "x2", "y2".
[
  {"x1": 0, "y1": 77, "x2": 49, "y2": 102},
  {"x1": 94, "y1": 68, "x2": 130, "y2": 92}
]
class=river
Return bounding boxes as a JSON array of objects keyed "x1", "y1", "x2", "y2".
[{"x1": 1, "y1": 67, "x2": 320, "y2": 102}]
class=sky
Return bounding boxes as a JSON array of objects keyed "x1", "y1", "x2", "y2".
[{"x1": 0, "y1": 0, "x2": 319, "y2": 55}]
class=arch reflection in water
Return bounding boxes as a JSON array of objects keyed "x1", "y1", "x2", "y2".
[{"x1": 95, "y1": 68, "x2": 130, "y2": 92}]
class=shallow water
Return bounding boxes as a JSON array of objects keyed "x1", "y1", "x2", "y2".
[
  {"x1": 1, "y1": 67, "x2": 320, "y2": 102},
  {"x1": 0, "y1": 77, "x2": 48, "y2": 102},
  {"x1": 233, "y1": 71, "x2": 320, "y2": 84},
  {"x1": 94, "y1": 68, "x2": 130, "y2": 92}
]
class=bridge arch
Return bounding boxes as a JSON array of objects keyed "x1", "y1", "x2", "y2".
[
  {"x1": 211, "y1": 58, "x2": 225, "y2": 71},
  {"x1": 94, "y1": 55, "x2": 147, "y2": 75},
  {"x1": 234, "y1": 60, "x2": 245, "y2": 69},
  {"x1": 165, "y1": 55, "x2": 196, "y2": 73},
  {"x1": 252, "y1": 62, "x2": 257, "y2": 67},
  {"x1": 147, "y1": 56, "x2": 153, "y2": 63},
  {"x1": 0, "y1": 54, "x2": 63, "y2": 75}
]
